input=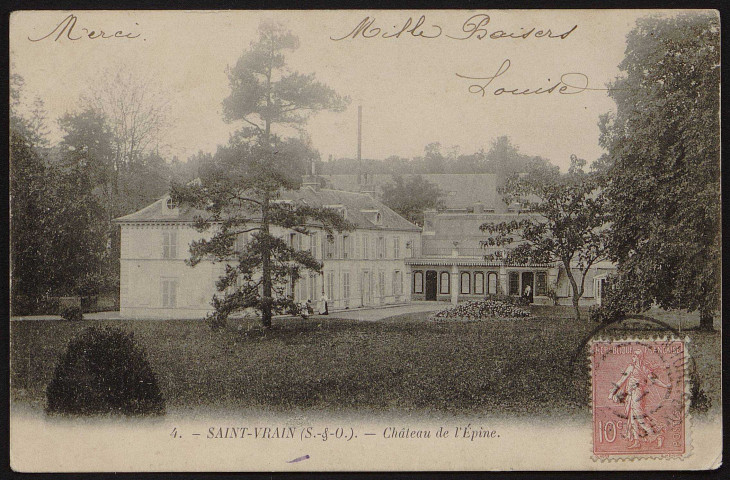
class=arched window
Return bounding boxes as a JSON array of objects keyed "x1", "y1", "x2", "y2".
[
  {"x1": 460, "y1": 272, "x2": 471, "y2": 294},
  {"x1": 474, "y1": 272, "x2": 484, "y2": 295},
  {"x1": 439, "y1": 272, "x2": 450, "y2": 294},
  {"x1": 413, "y1": 271, "x2": 423, "y2": 294},
  {"x1": 488, "y1": 272, "x2": 498, "y2": 295}
]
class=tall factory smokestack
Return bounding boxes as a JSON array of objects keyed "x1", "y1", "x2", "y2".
[{"x1": 357, "y1": 105, "x2": 362, "y2": 165}]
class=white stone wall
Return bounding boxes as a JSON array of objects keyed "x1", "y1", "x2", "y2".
[{"x1": 119, "y1": 223, "x2": 417, "y2": 319}]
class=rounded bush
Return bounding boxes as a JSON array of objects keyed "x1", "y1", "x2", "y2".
[
  {"x1": 60, "y1": 305, "x2": 83, "y2": 321},
  {"x1": 46, "y1": 326, "x2": 165, "y2": 416}
]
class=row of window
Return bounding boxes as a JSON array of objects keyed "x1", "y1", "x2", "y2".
[
  {"x1": 158, "y1": 230, "x2": 416, "y2": 261},
  {"x1": 295, "y1": 269, "x2": 404, "y2": 302},
  {"x1": 412, "y1": 270, "x2": 549, "y2": 296},
  {"x1": 291, "y1": 232, "x2": 413, "y2": 260}
]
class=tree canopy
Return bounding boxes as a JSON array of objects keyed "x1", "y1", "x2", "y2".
[
  {"x1": 480, "y1": 156, "x2": 608, "y2": 320},
  {"x1": 598, "y1": 12, "x2": 720, "y2": 329},
  {"x1": 381, "y1": 175, "x2": 445, "y2": 227}
]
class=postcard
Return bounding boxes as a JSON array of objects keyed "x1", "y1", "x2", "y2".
[{"x1": 9, "y1": 9, "x2": 721, "y2": 471}]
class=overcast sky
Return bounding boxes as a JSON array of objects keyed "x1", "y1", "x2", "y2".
[{"x1": 10, "y1": 10, "x2": 686, "y2": 171}]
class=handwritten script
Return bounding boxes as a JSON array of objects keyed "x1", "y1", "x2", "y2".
[
  {"x1": 331, "y1": 14, "x2": 577, "y2": 41},
  {"x1": 28, "y1": 14, "x2": 141, "y2": 42},
  {"x1": 456, "y1": 59, "x2": 610, "y2": 98}
]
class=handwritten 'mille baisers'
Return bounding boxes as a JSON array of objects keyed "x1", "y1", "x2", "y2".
[{"x1": 331, "y1": 14, "x2": 577, "y2": 41}]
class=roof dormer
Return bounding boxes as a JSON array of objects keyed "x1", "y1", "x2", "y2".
[
  {"x1": 162, "y1": 196, "x2": 179, "y2": 217},
  {"x1": 325, "y1": 204, "x2": 347, "y2": 219},
  {"x1": 360, "y1": 209, "x2": 382, "y2": 225}
]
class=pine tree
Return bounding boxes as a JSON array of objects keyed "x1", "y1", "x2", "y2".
[{"x1": 172, "y1": 22, "x2": 350, "y2": 328}]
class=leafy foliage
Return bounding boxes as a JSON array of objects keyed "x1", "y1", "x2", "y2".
[
  {"x1": 320, "y1": 136, "x2": 552, "y2": 176},
  {"x1": 380, "y1": 175, "x2": 445, "y2": 226},
  {"x1": 480, "y1": 156, "x2": 608, "y2": 320},
  {"x1": 598, "y1": 13, "x2": 720, "y2": 330},
  {"x1": 46, "y1": 326, "x2": 164, "y2": 416}
]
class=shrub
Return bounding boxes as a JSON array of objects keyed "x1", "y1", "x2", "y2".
[
  {"x1": 11, "y1": 295, "x2": 60, "y2": 316},
  {"x1": 60, "y1": 305, "x2": 83, "y2": 321},
  {"x1": 484, "y1": 293, "x2": 530, "y2": 306},
  {"x1": 589, "y1": 280, "x2": 626, "y2": 324},
  {"x1": 46, "y1": 326, "x2": 165, "y2": 416},
  {"x1": 433, "y1": 300, "x2": 531, "y2": 320}
]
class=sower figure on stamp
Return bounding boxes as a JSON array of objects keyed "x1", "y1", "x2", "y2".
[{"x1": 608, "y1": 350, "x2": 671, "y2": 449}]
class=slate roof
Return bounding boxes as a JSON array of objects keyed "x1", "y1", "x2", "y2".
[{"x1": 113, "y1": 186, "x2": 421, "y2": 232}]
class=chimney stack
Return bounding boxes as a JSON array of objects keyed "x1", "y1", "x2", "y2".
[{"x1": 302, "y1": 157, "x2": 320, "y2": 191}]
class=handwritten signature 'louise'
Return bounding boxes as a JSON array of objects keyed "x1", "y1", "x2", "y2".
[
  {"x1": 457, "y1": 59, "x2": 609, "y2": 98},
  {"x1": 28, "y1": 14, "x2": 141, "y2": 42}
]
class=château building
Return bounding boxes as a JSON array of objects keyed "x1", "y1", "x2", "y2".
[{"x1": 113, "y1": 176, "x2": 421, "y2": 319}]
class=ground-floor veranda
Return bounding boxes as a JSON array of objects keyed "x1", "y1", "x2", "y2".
[{"x1": 406, "y1": 258, "x2": 613, "y2": 306}]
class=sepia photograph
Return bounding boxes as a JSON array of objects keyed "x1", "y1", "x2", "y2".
[{"x1": 9, "y1": 9, "x2": 721, "y2": 471}]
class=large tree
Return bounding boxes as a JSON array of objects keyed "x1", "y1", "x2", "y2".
[
  {"x1": 480, "y1": 156, "x2": 608, "y2": 321},
  {"x1": 381, "y1": 175, "x2": 445, "y2": 226},
  {"x1": 11, "y1": 77, "x2": 110, "y2": 312},
  {"x1": 598, "y1": 13, "x2": 720, "y2": 330},
  {"x1": 172, "y1": 21, "x2": 350, "y2": 328}
]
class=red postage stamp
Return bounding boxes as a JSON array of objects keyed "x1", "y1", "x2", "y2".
[{"x1": 591, "y1": 339, "x2": 687, "y2": 458}]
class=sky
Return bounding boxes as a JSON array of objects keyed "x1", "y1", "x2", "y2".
[{"x1": 9, "y1": 10, "x2": 684, "y2": 171}]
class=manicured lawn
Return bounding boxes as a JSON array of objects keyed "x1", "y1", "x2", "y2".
[{"x1": 10, "y1": 311, "x2": 721, "y2": 416}]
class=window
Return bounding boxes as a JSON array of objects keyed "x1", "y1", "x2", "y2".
[
  {"x1": 460, "y1": 272, "x2": 471, "y2": 294},
  {"x1": 509, "y1": 272, "x2": 520, "y2": 296},
  {"x1": 342, "y1": 235, "x2": 350, "y2": 259},
  {"x1": 377, "y1": 236, "x2": 385, "y2": 259},
  {"x1": 310, "y1": 233, "x2": 318, "y2": 258},
  {"x1": 536, "y1": 272, "x2": 548, "y2": 296},
  {"x1": 166, "y1": 197, "x2": 178, "y2": 210},
  {"x1": 343, "y1": 272, "x2": 350, "y2": 299},
  {"x1": 161, "y1": 278, "x2": 178, "y2": 307},
  {"x1": 413, "y1": 271, "x2": 423, "y2": 294},
  {"x1": 393, "y1": 237, "x2": 400, "y2": 259},
  {"x1": 362, "y1": 235, "x2": 369, "y2": 259},
  {"x1": 393, "y1": 270, "x2": 403, "y2": 295},
  {"x1": 440, "y1": 272, "x2": 450, "y2": 294},
  {"x1": 474, "y1": 272, "x2": 485, "y2": 295},
  {"x1": 234, "y1": 232, "x2": 249, "y2": 253},
  {"x1": 378, "y1": 270, "x2": 386, "y2": 297},
  {"x1": 300, "y1": 275, "x2": 309, "y2": 301},
  {"x1": 488, "y1": 272, "x2": 498, "y2": 295},
  {"x1": 162, "y1": 231, "x2": 177, "y2": 259},
  {"x1": 325, "y1": 234, "x2": 335, "y2": 259},
  {"x1": 326, "y1": 271, "x2": 335, "y2": 300}
]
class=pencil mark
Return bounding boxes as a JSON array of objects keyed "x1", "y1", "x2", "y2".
[{"x1": 286, "y1": 454, "x2": 310, "y2": 463}]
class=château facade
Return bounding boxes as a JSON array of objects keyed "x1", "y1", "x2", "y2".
[
  {"x1": 114, "y1": 180, "x2": 421, "y2": 319},
  {"x1": 115, "y1": 171, "x2": 613, "y2": 319}
]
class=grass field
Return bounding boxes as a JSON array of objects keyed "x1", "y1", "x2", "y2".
[{"x1": 10, "y1": 310, "x2": 721, "y2": 417}]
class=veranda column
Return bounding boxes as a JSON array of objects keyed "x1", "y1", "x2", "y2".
[{"x1": 451, "y1": 264, "x2": 459, "y2": 305}]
